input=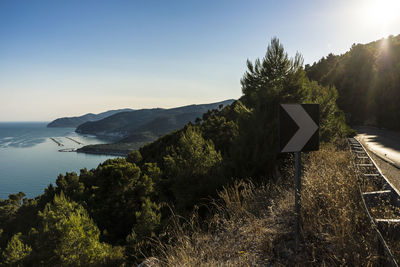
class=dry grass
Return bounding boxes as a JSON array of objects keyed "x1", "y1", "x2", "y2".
[
  {"x1": 153, "y1": 180, "x2": 293, "y2": 266},
  {"x1": 151, "y1": 142, "x2": 386, "y2": 266},
  {"x1": 301, "y1": 143, "x2": 379, "y2": 265}
]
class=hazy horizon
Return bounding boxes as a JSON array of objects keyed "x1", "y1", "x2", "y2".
[
  {"x1": 1, "y1": 0, "x2": 400, "y2": 121},
  {"x1": 0, "y1": 97, "x2": 237, "y2": 122}
]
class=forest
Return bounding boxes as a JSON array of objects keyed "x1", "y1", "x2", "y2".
[
  {"x1": 306, "y1": 34, "x2": 400, "y2": 129},
  {"x1": 0, "y1": 38, "x2": 354, "y2": 266}
]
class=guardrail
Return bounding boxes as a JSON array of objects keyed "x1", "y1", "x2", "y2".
[{"x1": 348, "y1": 138, "x2": 400, "y2": 266}]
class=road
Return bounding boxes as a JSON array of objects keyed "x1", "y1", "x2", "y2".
[
  {"x1": 356, "y1": 126, "x2": 400, "y2": 168},
  {"x1": 356, "y1": 126, "x2": 400, "y2": 192}
]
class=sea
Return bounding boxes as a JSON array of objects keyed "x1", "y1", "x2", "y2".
[{"x1": 0, "y1": 122, "x2": 117, "y2": 200}]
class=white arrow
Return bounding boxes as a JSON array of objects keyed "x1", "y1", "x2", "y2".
[{"x1": 281, "y1": 104, "x2": 318, "y2": 152}]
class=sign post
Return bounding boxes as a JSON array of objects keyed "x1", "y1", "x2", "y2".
[
  {"x1": 279, "y1": 104, "x2": 319, "y2": 255},
  {"x1": 294, "y1": 151, "x2": 301, "y2": 252}
]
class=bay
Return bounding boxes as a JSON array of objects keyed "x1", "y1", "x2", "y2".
[{"x1": 0, "y1": 122, "x2": 116, "y2": 199}]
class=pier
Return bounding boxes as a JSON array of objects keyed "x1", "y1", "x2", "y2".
[
  {"x1": 58, "y1": 148, "x2": 77, "y2": 152},
  {"x1": 50, "y1": 138, "x2": 64, "y2": 146},
  {"x1": 66, "y1": 137, "x2": 84, "y2": 145}
]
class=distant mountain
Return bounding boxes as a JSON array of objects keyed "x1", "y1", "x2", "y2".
[
  {"x1": 76, "y1": 99, "x2": 235, "y2": 142},
  {"x1": 47, "y1": 108, "x2": 134, "y2": 128}
]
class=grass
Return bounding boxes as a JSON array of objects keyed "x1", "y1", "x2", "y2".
[
  {"x1": 149, "y1": 141, "x2": 392, "y2": 266},
  {"x1": 301, "y1": 143, "x2": 378, "y2": 265}
]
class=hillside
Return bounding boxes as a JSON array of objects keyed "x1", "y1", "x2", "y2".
[
  {"x1": 0, "y1": 38, "x2": 356, "y2": 266},
  {"x1": 76, "y1": 99, "x2": 235, "y2": 140},
  {"x1": 47, "y1": 108, "x2": 133, "y2": 128},
  {"x1": 305, "y1": 34, "x2": 400, "y2": 128},
  {"x1": 154, "y1": 145, "x2": 379, "y2": 266}
]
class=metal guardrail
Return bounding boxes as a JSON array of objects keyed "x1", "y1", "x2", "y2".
[{"x1": 348, "y1": 138, "x2": 399, "y2": 266}]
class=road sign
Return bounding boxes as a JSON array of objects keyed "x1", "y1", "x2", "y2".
[
  {"x1": 279, "y1": 103, "x2": 319, "y2": 256},
  {"x1": 280, "y1": 104, "x2": 319, "y2": 153}
]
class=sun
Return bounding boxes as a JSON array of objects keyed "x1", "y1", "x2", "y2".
[{"x1": 362, "y1": 0, "x2": 400, "y2": 27}]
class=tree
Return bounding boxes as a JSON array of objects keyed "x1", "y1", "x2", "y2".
[
  {"x1": 36, "y1": 192, "x2": 117, "y2": 266},
  {"x1": 233, "y1": 37, "x2": 351, "y2": 179},
  {"x1": 233, "y1": 38, "x2": 306, "y2": 178},
  {"x1": 241, "y1": 37, "x2": 304, "y2": 109},
  {"x1": 305, "y1": 34, "x2": 400, "y2": 129},
  {"x1": 80, "y1": 158, "x2": 161, "y2": 244},
  {"x1": 127, "y1": 150, "x2": 143, "y2": 164},
  {"x1": 0, "y1": 192, "x2": 26, "y2": 228},
  {"x1": 163, "y1": 125, "x2": 223, "y2": 209},
  {"x1": 1, "y1": 232, "x2": 32, "y2": 266}
]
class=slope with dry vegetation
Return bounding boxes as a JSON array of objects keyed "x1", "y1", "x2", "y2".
[{"x1": 153, "y1": 143, "x2": 381, "y2": 266}]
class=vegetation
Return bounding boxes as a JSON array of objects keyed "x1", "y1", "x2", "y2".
[
  {"x1": 76, "y1": 100, "x2": 234, "y2": 150},
  {"x1": 47, "y1": 108, "x2": 133, "y2": 128},
  {"x1": 0, "y1": 37, "x2": 360, "y2": 266},
  {"x1": 75, "y1": 100, "x2": 234, "y2": 156},
  {"x1": 77, "y1": 143, "x2": 140, "y2": 156},
  {"x1": 305, "y1": 34, "x2": 400, "y2": 129},
  {"x1": 154, "y1": 145, "x2": 380, "y2": 266}
]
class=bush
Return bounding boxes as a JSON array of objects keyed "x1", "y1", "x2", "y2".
[
  {"x1": 163, "y1": 126, "x2": 223, "y2": 210},
  {"x1": 152, "y1": 143, "x2": 381, "y2": 266}
]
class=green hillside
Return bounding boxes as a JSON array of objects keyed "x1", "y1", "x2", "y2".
[
  {"x1": 0, "y1": 38, "x2": 356, "y2": 266},
  {"x1": 47, "y1": 108, "x2": 133, "y2": 128},
  {"x1": 76, "y1": 100, "x2": 235, "y2": 154},
  {"x1": 76, "y1": 100, "x2": 234, "y2": 138},
  {"x1": 305, "y1": 34, "x2": 400, "y2": 128}
]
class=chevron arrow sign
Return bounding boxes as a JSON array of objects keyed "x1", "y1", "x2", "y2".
[{"x1": 279, "y1": 104, "x2": 319, "y2": 153}]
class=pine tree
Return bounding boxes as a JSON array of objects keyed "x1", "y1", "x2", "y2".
[
  {"x1": 36, "y1": 192, "x2": 116, "y2": 266},
  {"x1": 164, "y1": 125, "x2": 223, "y2": 209},
  {"x1": 2, "y1": 232, "x2": 32, "y2": 266}
]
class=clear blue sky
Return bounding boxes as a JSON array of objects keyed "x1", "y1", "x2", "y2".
[{"x1": 1, "y1": 0, "x2": 399, "y2": 121}]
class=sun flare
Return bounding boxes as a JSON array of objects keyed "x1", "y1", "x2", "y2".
[{"x1": 363, "y1": 0, "x2": 400, "y2": 26}]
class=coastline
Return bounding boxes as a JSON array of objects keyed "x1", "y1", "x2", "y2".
[{"x1": 76, "y1": 142, "x2": 142, "y2": 157}]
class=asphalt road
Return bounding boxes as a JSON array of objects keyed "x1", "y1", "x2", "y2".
[{"x1": 356, "y1": 126, "x2": 400, "y2": 168}]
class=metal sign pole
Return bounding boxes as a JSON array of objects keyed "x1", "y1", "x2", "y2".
[
  {"x1": 294, "y1": 151, "x2": 301, "y2": 254},
  {"x1": 279, "y1": 103, "x2": 318, "y2": 259}
]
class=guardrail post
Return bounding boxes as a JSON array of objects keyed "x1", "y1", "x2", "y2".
[{"x1": 294, "y1": 151, "x2": 301, "y2": 255}]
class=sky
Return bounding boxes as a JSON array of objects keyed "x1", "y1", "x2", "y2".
[{"x1": 1, "y1": 0, "x2": 399, "y2": 121}]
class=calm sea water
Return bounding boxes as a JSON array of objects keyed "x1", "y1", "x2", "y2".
[{"x1": 0, "y1": 122, "x2": 116, "y2": 199}]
